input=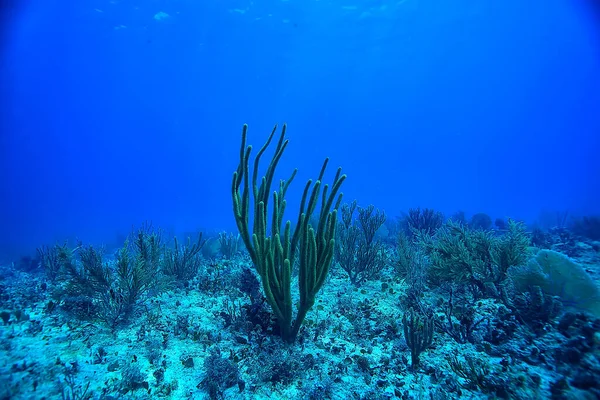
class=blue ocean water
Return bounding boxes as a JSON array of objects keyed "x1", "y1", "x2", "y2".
[
  {"x1": 2, "y1": 2, "x2": 600, "y2": 399},
  {"x1": 1, "y1": 0, "x2": 599, "y2": 258}
]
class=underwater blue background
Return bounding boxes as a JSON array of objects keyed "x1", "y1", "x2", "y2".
[{"x1": 1, "y1": 0, "x2": 599, "y2": 260}]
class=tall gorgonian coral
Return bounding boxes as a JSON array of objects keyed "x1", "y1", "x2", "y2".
[{"x1": 232, "y1": 124, "x2": 345, "y2": 343}]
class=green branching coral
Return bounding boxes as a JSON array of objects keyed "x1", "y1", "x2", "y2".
[
  {"x1": 492, "y1": 219, "x2": 530, "y2": 276},
  {"x1": 218, "y1": 232, "x2": 240, "y2": 259},
  {"x1": 232, "y1": 124, "x2": 346, "y2": 343},
  {"x1": 37, "y1": 242, "x2": 75, "y2": 281},
  {"x1": 335, "y1": 200, "x2": 387, "y2": 285},
  {"x1": 163, "y1": 233, "x2": 206, "y2": 281},
  {"x1": 61, "y1": 226, "x2": 165, "y2": 327},
  {"x1": 421, "y1": 219, "x2": 529, "y2": 291},
  {"x1": 448, "y1": 354, "x2": 493, "y2": 392},
  {"x1": 117, "y1": 228, "x2": 164, "y2": 309},
  {"x1": 403, "y1": 308, "x2": 435, "y2": 368},
  {"x1": 420, "y1": 220, "x2": 495, "y2": 287}
]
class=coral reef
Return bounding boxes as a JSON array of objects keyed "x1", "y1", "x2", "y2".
[{"x1": 0, "y1": 125, "x2": 598, "y2": 400}]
